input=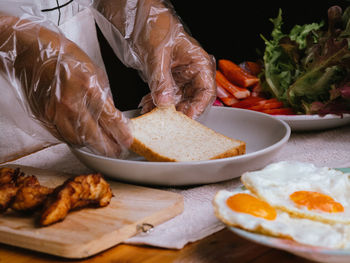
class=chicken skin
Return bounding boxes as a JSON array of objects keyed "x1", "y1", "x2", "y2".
[
  {"x1": 39, "y1": 173, "x2": 113, "y2": 226},
  {"x1": 0, "y1": 167, "x2": 52, "y2": 212},
  {"x1": 0, "y1": 167, "x2": 23, "y2": 212},
  {"x1": 11, "y1": 180, "x2": 53, "y2": 212},
  {"x1": 0, "y1": 168, "x2": 112, "y2": 226}
]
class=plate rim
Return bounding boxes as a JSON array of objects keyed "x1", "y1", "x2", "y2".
[
  {"x1": 228, "y1": 226, "x2": 350, "y2": 256},
  {"x1": 275, "y1": 113, "x2": 350, "y2": 121},
  {"x1": 274, "y1": 113, "x2": 350, "y2": 131}
]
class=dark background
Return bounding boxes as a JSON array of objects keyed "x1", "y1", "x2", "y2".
[{"x1": 97, "y1": 1, "x2": 349, "y2": 111}]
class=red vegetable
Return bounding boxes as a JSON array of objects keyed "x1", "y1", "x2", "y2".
[
  {"x1": 231, "y1": 96, "x2": 265, "y2": 109},
  {"x1": 216, "y1": 85, "x2": 238, "y2": 106},
  {"x1": 247, "y1": 98, "x2": 284, "y2": 111},
  {"x1": 216, "y1": 70, "x2": 250, "y2": 99},
  {"x1": 218, "y1": 59, "x2": 259, "y2": 88},
  {"x1": 260, "y1": 108, "x2": 295, "y2": 115}
]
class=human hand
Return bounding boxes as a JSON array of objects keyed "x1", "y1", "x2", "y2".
[
  {"x1": 93, "y1": 0, "x2": 217, "y2": 119},
  {"x1": 136, "y1": 2, "x2": 217, "y2": 119},
  {"x1": 0, "y1": 13, "x2": 132, "y2": 157},
  {"x1": 139, "y1": 29, "x2": 217, "y2": 119}
]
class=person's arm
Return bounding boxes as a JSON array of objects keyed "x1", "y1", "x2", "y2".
[
  {"x1": 92, "y1": 0, "x2": 217, "y2": 118},
  {"x1": 0, "y1": 13, "x2": 132, "y2": 157}
]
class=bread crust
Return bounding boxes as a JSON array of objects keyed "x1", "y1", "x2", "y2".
[
  {"x1": 130, "y1": 138, "x2": 178, "y2": 162},
  {"x1": 210, "y1": 142, "x2": 245, "y2": 160},
  {"x1": 130, "y1": 138, "x2": 245, "y2": 162},
  {"x1": 130, "y1": 107, "x2": 246, "y2": 162}
]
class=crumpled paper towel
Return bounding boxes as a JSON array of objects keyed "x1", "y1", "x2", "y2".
[
  {"x1": 5, "y1": 124, "x2": 350, "y2": 249},
  {"x1": 126, "y1": 179, "x2": 242, "y2": 249}
]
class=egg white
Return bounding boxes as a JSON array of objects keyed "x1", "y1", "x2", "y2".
[
  {"x1": 213, "y1": 189, "x2": 350, "y2": 249},
  {"x1": 241, "y1": 161, "x2": 350, "y2": 224}
]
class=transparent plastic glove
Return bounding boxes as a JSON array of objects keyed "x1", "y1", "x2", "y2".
[
  {"x1": 0, "y1": 13, "x2": 132, "y2": 158},
  {"x1": 92, "y1": 0, "x2": 217, "y2": 119}
]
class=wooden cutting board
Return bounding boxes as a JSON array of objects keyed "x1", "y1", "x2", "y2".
[{"x1": 0, "y1": 165, "x2": 184, "y2": 258}]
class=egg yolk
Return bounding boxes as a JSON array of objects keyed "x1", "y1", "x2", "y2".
[
  {"x1": 227, "y1": 193, "x2": 277, "y2": 220},
  {"x1": 290, "y1": 191, "x2": 344, "y2": 213}
]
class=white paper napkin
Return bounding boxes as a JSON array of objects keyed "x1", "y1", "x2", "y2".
[{"x1": 125, "y1": 179, "x2": 242, "y2": 249}]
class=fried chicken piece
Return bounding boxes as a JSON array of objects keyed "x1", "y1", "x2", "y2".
[
  {"x1": 11, "y1": 180, "x2": 53, "y2": 212},
  {"x1": 0, "y1": 167, "x2": 23, "y2": 185},
  {"x1": 39, "y1": 173, "x2": 113, "y2": 226},
  {"x1": 0, "y1": 184, "x2": 18, "y2": 212},
  {"x1": 0, "y1": 167, "x2": 53, "y2": 213},
  {"x1": 0, "y1": 167, "x2": 23, "y2": 212}
]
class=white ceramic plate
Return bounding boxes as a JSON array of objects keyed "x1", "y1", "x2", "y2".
[
  {"x1": 70, "y1": 107, "x2": 290, "y2": 186},
  {"x1": 276, "y1": 114, "x2": 350, "y2": 131},
  {"x1": 229, "y1": 226, "x2": 350, "y2": 263},
  {"x1": 226, "y1": 168, "x2": 350, "y2": 263}
]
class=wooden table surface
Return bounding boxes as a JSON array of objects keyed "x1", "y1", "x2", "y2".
[{"x1": 0, "y1": 228, "x2": 312, "y2": 263}]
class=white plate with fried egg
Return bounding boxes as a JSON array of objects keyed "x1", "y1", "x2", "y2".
[
  {"x1": 229, "y1": 226, "x2": 350, "y2": 263},
  {"x1": 213, "y1": 162, "x2": 350, "y2": 263}
]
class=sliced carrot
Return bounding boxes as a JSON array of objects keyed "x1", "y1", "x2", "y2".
[
  {"x1": 247, "y1": 98, "x2": 284, "y2": 111},
  {"x1": 257, "y1": 98, "x2": 280, "y2": 104},
  {"x1": 216, "y1": 85, "x2": 239, "y2": 106},
  {"x1": 216, "y1": 84, "x2": 231, "y2": 98},
  {"x1": 221, "y1": 97, "x2": 239, "y2": 106},
  {"x1": 231, "y1": 96, "x2": 265, "y2": 109},
  {"x1": 216, "y1": 70, "x2": 250, "y2": 99},
  {"x1": 218, "y1": 59, "x2": 259, "y2": 88},
  {"x1": 249, "y1": 101, "x2": 284, "y2": 111}
]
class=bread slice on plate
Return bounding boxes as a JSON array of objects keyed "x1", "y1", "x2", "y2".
[{"x1": 130, "y1": 106, "x2": 245, "y2": 162}]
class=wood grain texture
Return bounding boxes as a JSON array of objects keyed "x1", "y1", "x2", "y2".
[
  {"x1": 0, "y1": 228, "x2": 313, "y2": 263},
  {"x1": 0, "y1": 165, "x2": 184, "y2": 258}
]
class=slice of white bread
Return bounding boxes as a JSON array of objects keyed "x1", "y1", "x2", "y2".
[{"x1": 130, "y1": 106, "x2": 245, "y2": 162}]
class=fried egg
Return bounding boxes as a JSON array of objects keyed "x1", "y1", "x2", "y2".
[
  {"x1": 241, "y1": 161, "x2": 350, "y2": 224},
  {"x1": 213, "y1": 189, "x2": 350, "y2": 249}
]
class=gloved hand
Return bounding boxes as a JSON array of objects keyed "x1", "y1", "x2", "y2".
[
  {"x1": 93, "y1": 0, "x2": 217, "y2": 119},
  {"x1": 0, "y1": 13, "x2": 132, "y2": 157}
]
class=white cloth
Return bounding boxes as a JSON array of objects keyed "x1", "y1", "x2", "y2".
[{"x1": 5, "y1": 124, "x2": 350, "y2": 249}]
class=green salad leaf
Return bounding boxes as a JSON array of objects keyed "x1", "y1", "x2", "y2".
[{"x1": 260, "y1": 6, "x2": 350, "y2": 115}]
